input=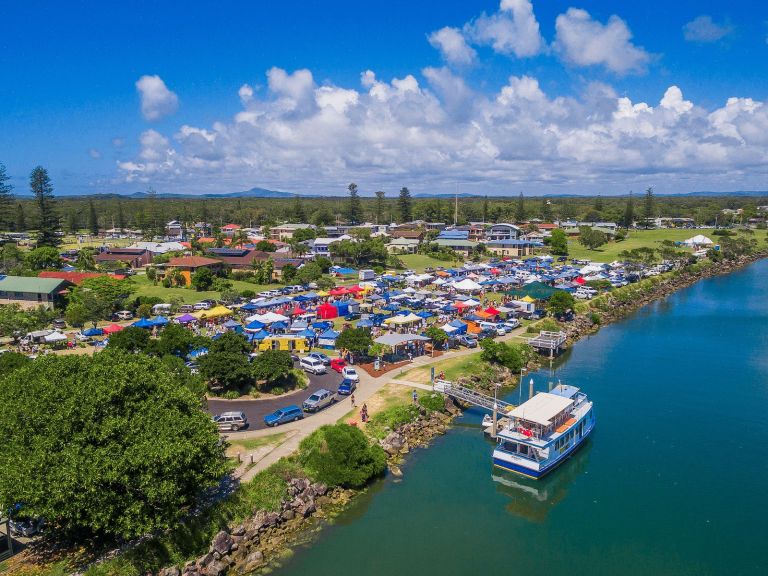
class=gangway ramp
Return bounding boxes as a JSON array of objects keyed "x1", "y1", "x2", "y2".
[{"x1": 433, "y1": 379, "x2": 513, "y2": 412}]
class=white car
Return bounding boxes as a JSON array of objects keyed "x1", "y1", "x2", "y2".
[
  {"x1": 115, "y1": 310, "x2": 133, "y2": 320},
  {"x1": 194, "y1": 302, "x2": 211, "y2": 310},
  {"x1": 341, "y1": 367, "x2": 360, "y2": 382},
  {"x1": 300, "y1": 356, "x2": 327, "y2": 375}
]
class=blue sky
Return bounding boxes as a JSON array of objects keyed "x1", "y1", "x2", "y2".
[{"x1": 1, "y1": 0, "x2": 767, "y2": 196}]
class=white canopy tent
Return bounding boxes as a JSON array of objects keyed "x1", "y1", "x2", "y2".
[
  {"x1": 682, "y1": 234, "x2": 714, "y2": 247},
  {"x1": 452, "y1": 278, "x2": 483, "y2": 292},
  {"x1": 245, "y1": 312, "x2": 290, "y2": 324}
]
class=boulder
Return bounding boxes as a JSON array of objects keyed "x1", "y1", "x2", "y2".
[
  {"x1": 230, "y1": 525, "x2": 245, "y2": 537},
  {"x1": 160, "y1": 567, "x2": 181, "y2": 576},
  {"x1": 243, "y1": 551, "x2": 264, "y2": 572},
  {"x1": 204, "y1": 561, "x2": 228, "y2": 576},
  {"x1": 313, "y1": 482, "x2": 328, "y2": 496},
  {"x1": 197, "y1": 553, "x2": 215, "y2": 568},
  {"x1": 281, "y1": 509, "x2": 296, "y2": 521},
  {"x1": 297, "y1": 501, "x2": 316, "y2": 517},
  {"x1": 211, "y1": 531, "x2": 233, "y2": 556}
]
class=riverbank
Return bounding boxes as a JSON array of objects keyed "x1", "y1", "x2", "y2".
[{"x1": 8, "y1": 250, "x2": 766, "y2": 576}]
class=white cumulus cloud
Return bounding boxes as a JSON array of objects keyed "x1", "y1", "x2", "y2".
[
  {"x1": 683, "y1": 16, "x2": 734, "y2": 43},
  {"x1": 428, "y1": 26, "x2": 477, "y2": 65},
  {"x1": 135, "y1": 75, "x2": 179, "y2": 121},
  {"x1": 465, "y1": 0, "x2": 545, "y2": 58},
  {"x1": 554, "y1": 8, "x2": 650, "y2": 74},
  {"x1": 116, "y1": 67, "x2": 768, "y2": 194}
]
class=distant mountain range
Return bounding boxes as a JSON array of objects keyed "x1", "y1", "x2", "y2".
[
  {"x1": 125, "y1": 187, "x2": 318, "y2": 199},
  {"x1": 38, "y1": 187, "x2": 768, "y2": 200}
]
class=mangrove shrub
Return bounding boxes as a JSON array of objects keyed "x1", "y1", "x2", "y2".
[{"x1": 298, "y1": 424, "x2": 386, "y2": 488}]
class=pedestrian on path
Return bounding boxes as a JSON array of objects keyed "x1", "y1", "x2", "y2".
[
  {"x1": 412, "y1": 389, "x2": 418, "y2": 404},
  {"x1": 350, "y1": 393, "x2": 356, "y2": 407}
]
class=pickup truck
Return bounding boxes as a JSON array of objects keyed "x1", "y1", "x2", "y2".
[{"x1": 302, "y1": 388, "x2": 338, "y2": 413}]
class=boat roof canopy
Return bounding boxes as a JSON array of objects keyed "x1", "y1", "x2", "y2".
[
  {"x1": 549, "y1": 384, "x2": 580, "y2": 399},
  {"x1": 510, "y1": 392, "x2": 574, "y2": 426}
]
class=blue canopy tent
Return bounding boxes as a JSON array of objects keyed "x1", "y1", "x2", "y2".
[
  {"x1": 245, "y1": 319, "x2": 266, "y2": 330},
  {"x1": 82, "y1": 327, "x2": 104, "y2": 337},
  {"x1": 382, "y1": 303, "x2": 400, "y2": 311},
  {"x1": 249, "y1": 329, "x2": 270, "y2": 341},
  {"x1": 448, "y1": 320, "x2": 468, "y2": 335},
  {"x1": 187, "y1": 347, "x2": 209, "y2": 359},
  {"x1": 151, "y1": 315, "x2": 170, "y2": 326},
  {"x1": 464, "y1": 313, "x2": 483, "y2": 322},
  {"x1": 356, "y1": 318, "x2": 374, "y2": 328},
  {"x1": 240, "y1": 302, "x2": 259, "y2": 311},
  {"x1": 312, "y1": 321, "x2": 332, "y2": 331},
  {"x1": 442, "y1": 304, "x2": 457, "y2": 313},
  {"x1": 335, "y1": 301, "x2": 350, "y2": 316},
  {"x1": 293, "y1": 292, "x2": 319, "y2": 302},
  {"x1": 317, "y1": 329, "x2": 340, "y2": 349},
  {"x1": 270, "y1": 321, "x2": 288, "y2": 333},
  {"x1": 297, "y1": 328, "x2": 317, "y2": 340},
  {"x1": 131, "y1": 317, "x2": 155, "y2": 329},
  {"x1": 415, "y1": 310, "x2": 434, "y2": 319}
]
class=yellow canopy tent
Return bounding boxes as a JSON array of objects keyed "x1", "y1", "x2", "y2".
[
  {"x1": 192, "y1": 305, "x2": 233, "y2": 319},
  {"x1": 316, "y1": 290, "x2": 330, "y2": 297},
  {"x1": 521, "y1": 295, "x2": 536, "y2": 303}
]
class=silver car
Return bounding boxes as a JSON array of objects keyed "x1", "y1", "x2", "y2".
[{"x1": 302, "y1": 388, "x2": 338, "y2": 413}]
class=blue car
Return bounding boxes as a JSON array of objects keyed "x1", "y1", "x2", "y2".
[
  {"x1": 263, "y1": 405, "x2": 304, "y2": 427},
  {"x1": 338, "y1": 378, "x2": 357, "y2": 395}
]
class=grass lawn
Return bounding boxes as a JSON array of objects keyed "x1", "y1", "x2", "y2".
[
  {"x1": 395, "y1": 352, "x2": 485, "y2": 385},
  {"x1": 398, "y1": 253, "x2": 454, "y2": 272},
  {"x1": 225, "y1": 432, "x2": 289, "y2": 458},
  {"x1": 336, "y1": 382, "x2": 412, "y2": 424},
  {"x1": 566, "y1": 228, "x2": 718, "y2": 263},
  {"x1": 130, "y1": 274, "x2": 278, "y2": 304}
]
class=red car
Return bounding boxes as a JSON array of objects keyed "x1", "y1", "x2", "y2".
[{"x1": 330, "y1": 358, "x2": 347, "y2": 373}]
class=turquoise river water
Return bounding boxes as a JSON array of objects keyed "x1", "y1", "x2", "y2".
[{"x1": 273, "y1": 260, "x2": 768, "y2": 576}]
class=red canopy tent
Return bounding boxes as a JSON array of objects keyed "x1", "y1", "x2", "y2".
[
  {"x1": 346, "y1": 285, "x2": 364, "y2": 293},
  {"x1": 490, "y1": 268, "x2": 501, "y2": 275},
  {"x1": 574, "y1": 277, "x2": 586, "y2": 285},
  {"x1": 289, "y1": 306, "x2": 307, "y2": 316},
  {"x1": 329, "y1": 287, "x2": 349, "y2": 296},
  {"x1": 454, "y1": 301, "x2": 468, "y2": 310},
  {"x1": 484, "y1": 306, "x2": 501, "y2": 316},
  {"x1": 103, "y1": 323, "x2": 124, "y2": 334},
  {"x1": 317, "y1": 302, "x2": 339, "y2": 319}
]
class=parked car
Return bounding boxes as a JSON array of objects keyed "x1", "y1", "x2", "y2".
[
  {"x1": 193, "y1": 302, "x2": 211, "y2": 310},
  {"x1": 264, "y1": 405, "x2": 304, "y2": 427},
  {"x1": 330, "y1": 358, "x2": 346, "y2": 373},
  {"x1": 344, "y1": 312, "x2": 360, "y2": 321},
  {"x1": 338, "y1": 378, "x2": 357, "y2": 395},
  {"x1": 502, "y1": 319, "x2": 521, "y2": 331},
  {"x1": 341, "y1": 366, "x2": 360, "y2": 382},
  {"x1": 9, "y1": 517, "x2": 44, "y2": 537},
  {"x1": 302, "y1": 388, "x2": 338, "y2": 412},
  {"x1": 212, "y1": 411, "x2": 248, "y2": 432},
  {"x1": 52, "y1": 318, "x2": 67, "y2": 330},
  {"x1": 456, "y1": 334, "x2": 478, "y2": 348},
  {"x1": 307, "y1": 352, "x2": 331, "y2": 365},
  {"x1": 300, "y1": 356, "x2": 327, "y2": 375},
  {"x1": 184, "y1": 361, "x2": 199, "y2": 374},
  {"x1": 179, "y1": 304, "x2": 195, "y2": 313},
  {"x1": 115, "y1": 310, "x2": 133, "y2": 320}
]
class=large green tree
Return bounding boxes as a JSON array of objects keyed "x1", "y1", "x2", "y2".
[
  {"x1": 346, "y1": 183, "x2": 362, "y2": 224},
  {"x1": 374, "y1": 190, "x2": 386, "y2": 224},
  {"x1": 549, "y1": 228, "x2": 568, "y2": 256},
  {"x1": 71, "y1": 276, "x2": 136, "y2": 319},
  {"x1": 30, "y1": 166, "x2": 60, "y2": 247},
  {"x1": 336, "y1": 327, "x2": 373, "y2": 359},
  {"x1": 88, "y1": 199, "x2": 99, "y2": 235},
  {"x1": 251, "y1": 350, "x2": 293, "y2": 387},
  {"x1": 622, "y1": 192, "x2": 635, "y2": 228},
  {"x1": 547, "y1": 291, "x2": 576, "y2": 317},
  {"x1": 643, "y1": 186, "x2": 655, "y2": 228},
  {"x1": 515, "y1": 192, "x2": 526, "y2": 222},
  {"x1": 0, "y1": 351, "x2": 227, "y2": 541},
  {"x1": 398, "y1": 186, "x2": 412, "y2": 223},
  {"x1": 25, "y1": 246, "x2": 62, "y2": 270},
  {"x1": 0, "y1": 162, "x2": 14, "y2": 231},
  {"x1": 578, "y1": 227, "x2": 608, "y2": 250}
]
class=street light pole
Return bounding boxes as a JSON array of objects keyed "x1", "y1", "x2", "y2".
[{"x1": 518, "y1": 367, "x2": 526, "y2": 406}]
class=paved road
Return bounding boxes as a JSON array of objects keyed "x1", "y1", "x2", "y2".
[{"x1": 207, "y1": 366, "x2": 348, "y2": 431}]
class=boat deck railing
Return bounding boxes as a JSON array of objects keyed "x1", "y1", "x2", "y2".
[{"x1": 433, "y1": 379, "x2": 514, "y2": 412}]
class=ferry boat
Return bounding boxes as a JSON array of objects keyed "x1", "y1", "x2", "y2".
[{"x1": 492, "y1": 384, "x2": 594, "y2": 480}]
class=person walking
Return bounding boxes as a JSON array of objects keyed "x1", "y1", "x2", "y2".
[
  {"x1": 412, "y1": 389, "x2": 418, "y2": 404},
  {"x1": 350, "y1": 393, "x2": 356, "y2": 407}
]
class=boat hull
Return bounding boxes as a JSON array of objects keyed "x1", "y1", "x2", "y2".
[{"x1": 493, "y1": 422, "x2": 594, "y2": 480}]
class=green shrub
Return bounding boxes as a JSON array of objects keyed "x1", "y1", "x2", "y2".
[
  {"x1": 223, "y1": 390, "x2": 241, "y2": 399},
  {"x1": 298, "y1": 424, "x2": 387, "y2": 488},
  {"x1": 418, "y1": 392, "x2": 446, "y2": 413},
  {"x1": 366, "y1": 404, "x2": 420, "y2": 439},
  {"x1": 589, "y1": 312, "x2": 602, "y2": 325},
  {"x1": 270, "y1": 387, "x2": 285, "y2": 396}
]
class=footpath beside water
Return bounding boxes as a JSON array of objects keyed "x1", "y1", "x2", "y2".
[{"x1": 269, "y1": 259, "x2": 768, "y2": 576}]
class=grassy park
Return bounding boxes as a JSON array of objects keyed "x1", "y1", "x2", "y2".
[{"x1": 566, "y1": 228, "x2": 718, "y2": 262}]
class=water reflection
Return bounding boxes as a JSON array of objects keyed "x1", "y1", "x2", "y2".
[{"x1": 492, "y1": 440, "x2": 593, "y2": 523}]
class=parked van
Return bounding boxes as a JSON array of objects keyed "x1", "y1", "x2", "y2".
[
  {"x1": 359, "y1": 269, "x2": 375, "y2": 281},
  {"x1": 151, "y1": 303, "x2": 172, "y2": 315},
  {"x1": 300, "y1": 356, "x2": 327, "y2": 375},
  {"x1": 179, "y1": 304, "x2": 195, "y2": 313}
]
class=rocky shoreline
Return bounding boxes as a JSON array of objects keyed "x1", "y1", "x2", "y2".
[{"x1": 162, "y1": 251, "x2": 767, "y2": 576}]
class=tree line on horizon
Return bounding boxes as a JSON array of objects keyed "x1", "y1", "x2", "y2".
[{"x1": 2, "y1": 163, "x2": 766, "y2": 240}]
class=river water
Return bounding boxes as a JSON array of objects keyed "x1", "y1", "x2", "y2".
[{"x1": 272, "y1": 260, "x2": 768, "y2": 576}]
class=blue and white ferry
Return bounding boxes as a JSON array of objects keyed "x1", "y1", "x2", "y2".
[{"x1": 493, "y1": 384, "x2": 595, "y2": 479}]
